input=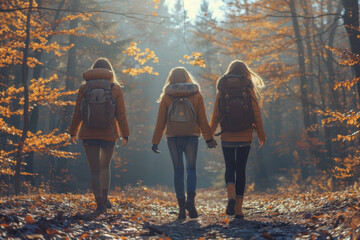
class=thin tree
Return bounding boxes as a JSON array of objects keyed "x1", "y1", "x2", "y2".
[{"x1": 14, "y1": 0, "x2": 34, "y2": 194}]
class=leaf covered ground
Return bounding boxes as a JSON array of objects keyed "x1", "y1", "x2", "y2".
[{"x1": 1, "y1": 184, "x2": 360, "y2": 239}]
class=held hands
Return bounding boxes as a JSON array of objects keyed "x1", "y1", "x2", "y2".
[
  {"x1": 206, "y1": 139, "x2": 217, "y2": 149},
  {"x1": 122, "y1": 137, "x2": 128, "y2": 147},
  {"x1": 258, "y1": 139, "x2": 265, "y2": 149},
  {"x1": 152, "y1": 144, "x2": 161, "y2": 154}
]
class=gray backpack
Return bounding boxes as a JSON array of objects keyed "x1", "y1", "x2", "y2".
[
  {"x1": 80, "y1": 79, "x2": 115, "y2": 128},
  {"x1": 166, "y1": 83, "x2": 198, "y2": 136}
]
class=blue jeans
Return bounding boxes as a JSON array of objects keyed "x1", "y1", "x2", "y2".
[{"x1": 167, "y1": 136, "x2": 198, "y2": 199}]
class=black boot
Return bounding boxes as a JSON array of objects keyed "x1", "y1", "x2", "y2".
[
  {"x1": 185, "y1": 192, "x2": 198, "y2": 219},
  {"x1": 94, "y1": 196, "x2": 106, "y2": 216},
  {"x1": 177, "y1": 197, "x2": 186, "y2": 220},
  {"x1": 102, "y1": 189, "x2": 112, "y2": 209}
]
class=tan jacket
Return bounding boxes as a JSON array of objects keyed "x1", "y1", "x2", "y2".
[
  {"x1": 152, "y1": 88, "x2": 213, "y2": 145},
  {"x1": 209, "y1": 88, "x2": 266, "y2": 142},
  {"x1": 69, "y1": 68, "x2": 130, "y2": 141}
]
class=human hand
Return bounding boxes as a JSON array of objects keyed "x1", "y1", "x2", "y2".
[
  {"x1": 71, "y1": 135, "x2": 78, "y2": 144},
  {"x1": 122, "y1": 137, "x2": 128, "y2": 147},
  {"x1": 152, "y1": 144, "x2": 161, "y2": 153},
  {"x1": 258, "y1": 140, "x2": 264, "y2": 149},
  {"x1": 206, "y1": 139, "x2": 217, "y2": 149}
]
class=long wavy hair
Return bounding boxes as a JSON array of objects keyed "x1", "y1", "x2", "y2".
[
  {"x1": 91, "y1": 57, "x2": 123, "y2": 87},
  {"x1": 157, "y1": 67, "x2": 200, "y2": 102},
  {"x1": 220, "y1": 60, "x2": 265, "y2": 98}
]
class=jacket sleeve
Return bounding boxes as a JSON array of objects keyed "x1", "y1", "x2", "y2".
[
  {"x1": 197, "y1": 93, "x2": 213, "y2": 141},
  {"x1": 152, "y1": 97, "x2": 168, "y2": 145},
  {"x1": 209, "y1": 92, "x2": 221, "y2": 135},
  {"x1": 69, "y1": 85, "x2": 85, "y2": 136},
  {"x1": 250, "y1": 89, "x2": 266, "y2": 142},
  {"x1": 114, "y1": 85, "x2": 130, "y2": 137}
]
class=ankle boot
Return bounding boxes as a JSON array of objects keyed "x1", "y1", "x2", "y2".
[
  {"x1": 185, "y1": 192, "x2": 198, "y2": 219},
  {"x1": 177, "y1": 197, "x2": 186, "y2": 220},
  {"x1": 235, "y1": 196, "x2": 244, "y2": 219},
  {"x1": 102, "y1": 189, "x2": 112, "y2": 209},
  {"x1": 226, "y1": 184, "x2": 236, "y2": 215},
  {"x1": 94, "y1": 196, "x2": 106, "y2": 216}
]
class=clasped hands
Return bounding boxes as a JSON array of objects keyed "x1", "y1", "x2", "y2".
[{"x1": 151, "y1": 138, "x2": 217, "y2": 154}]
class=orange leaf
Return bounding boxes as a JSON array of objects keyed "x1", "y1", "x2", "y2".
[
  {"x1": 79, "y1": 233, "x2": 89, "y2": 239},
  {"x1": 25, "y1": 215, "x2": 35, "y2": 224},
  {"x1": 46, "y1": 229, "x2": 59, "y2": 235}
]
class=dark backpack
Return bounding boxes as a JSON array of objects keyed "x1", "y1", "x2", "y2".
[
  {"x1": 80, "y1": 79, "x2": 115, "y2": 129},
  {"x1": 216, "y1": 74, "x2": 255, "y2": 135},
  {"x1": 166, "y1": 83, "x2": 198, "y2": 136}
]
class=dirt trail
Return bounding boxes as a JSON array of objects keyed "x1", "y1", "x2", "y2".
[{"x1": 0, "y1": 187, "x2": 359, "y2": 239}]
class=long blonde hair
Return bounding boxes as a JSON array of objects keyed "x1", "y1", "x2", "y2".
[
  {"x1": 220, "y1": 60, "x2": 265, "y2": 98},
  {"x1": 157, "y1": 67, "x2": 200, "y2": 102},
  {"x1": 91, "y1": 57, "x2": 123, "y2": 87}
]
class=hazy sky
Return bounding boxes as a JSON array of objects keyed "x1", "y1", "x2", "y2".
[{"x1": 164, "y1": 0, "x2": 225, "y2": 20}]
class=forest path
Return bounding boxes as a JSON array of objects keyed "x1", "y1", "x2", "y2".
[{"x1": 0, "y1": 186, "x2": 359, "y2": 239}]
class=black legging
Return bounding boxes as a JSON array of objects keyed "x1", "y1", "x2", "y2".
[{"x1": 222, "y1": 146, "x2": 251, "y2": 196}]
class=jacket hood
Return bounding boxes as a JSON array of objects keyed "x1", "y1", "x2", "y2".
[
  {"x1": 83, "y1": 68, "x2": 113, "y2": 81},
  {"x1": 165, "y1": 83, "x2": 199, "y2": 97}
]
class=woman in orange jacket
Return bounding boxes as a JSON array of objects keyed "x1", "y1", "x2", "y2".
[
  {"x1": 152, "y1": 67, "x2": 216, "y2": 220},
  {"x1": 210, "y1": 60, "x2": 265, "y2": 219},
  {"x1": 69, "y1": 58, "x2": 129, "y2": 215}
]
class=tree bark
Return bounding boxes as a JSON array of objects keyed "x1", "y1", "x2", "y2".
[
  {"x1": 60, "y1": 0, "x2": 79, "y2": 133},
  {"x1": 289, "y1": 0, "x2": 311, "y2": 129},
  {"x1": 288, "y1": 0, "x2": 311, "y2": 178},
  {"x1": 57, "y1": 0, "x2": 80, "y2": 192},
  {"x1": 24, "y1": 0, "x2": 66, "y2": 185},
  {"x1": 14, "y1": 0, "x2": 33, "y2": 194},
  {"x1": 342, "y1": 0, "x2": 360, "y2": 103}
]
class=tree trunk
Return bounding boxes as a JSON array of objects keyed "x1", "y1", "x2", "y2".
[
  {"x1": 342, "y1": 0, "x2": 360, "y2": 103},
  {"x1": 24, "y1": 0, "x2": 65, "y2": 185},
  {"x1": 289, "y1": 0, "x2": 311, "y2": 178},
  {"x1": 289, "y1": 0, "x2": 311, "y2": 129},
  {"x1": 14, "y1": 0, "x2": 33, "y2": 194},
  {"x1": 57, "y1": 0, "x2": 80, "y2": 192}
]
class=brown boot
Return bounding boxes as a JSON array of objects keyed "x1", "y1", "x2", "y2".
[
  {"x1": 235, "y1": 196, "x2": 244, "y2": 219},
  {"x1": 185, "y1": 192, "x2": 198, "y2": 219},
  {"x1": 177, "y1": 197, "x2": 186, "y2": 220},
  {"x1": 94, "y1": 196, "x2": 106, "y2": 216},
  {"x1": 102, "y1": 189, "x2": 112, "y2": 209},
  {"x1": 226, "y1": 184, "x2": 235, "y2": 215}
]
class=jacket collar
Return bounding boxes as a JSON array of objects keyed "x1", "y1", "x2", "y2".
[
  {"x1": 83, "y1": 68, "x2": 113, "y2": 81},
  {"x1": 165, "y1": 83, "x2": 199, "y2": 97}
]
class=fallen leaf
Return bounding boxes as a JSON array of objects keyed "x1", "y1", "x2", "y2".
[{"x1": 25, "y1": 215, "x2": 35, "y2": 224}]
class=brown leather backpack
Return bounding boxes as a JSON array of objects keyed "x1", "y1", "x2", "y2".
[
  {"x1": 166, "y1": 83, "x2": 199, "y2": 136},
  {"x1": 80, "y1": 79, "x2": 115, "y2": 129},
  {"x1": 216, "y1": 74, "x2": 255, "y2": 135}
]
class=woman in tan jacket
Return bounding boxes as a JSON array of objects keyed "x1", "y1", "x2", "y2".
[
  {"x1": 210, "y1": 60, "x2": 265, "y2": 219},
  {"x1": 69, "y1": 58, "x2": 129, "y2": 215},
  {"x1": 152, "y1": 67, "x2": 216, "y2": 220}
]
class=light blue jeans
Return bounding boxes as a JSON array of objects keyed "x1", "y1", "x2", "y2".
[{"x1": 167, "y1": 136, "x2": 198, "y2": 199}]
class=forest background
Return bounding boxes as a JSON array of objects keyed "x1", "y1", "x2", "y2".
[{"x1": 0, "y1": 0, "x2": 359, "y2": 195}]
